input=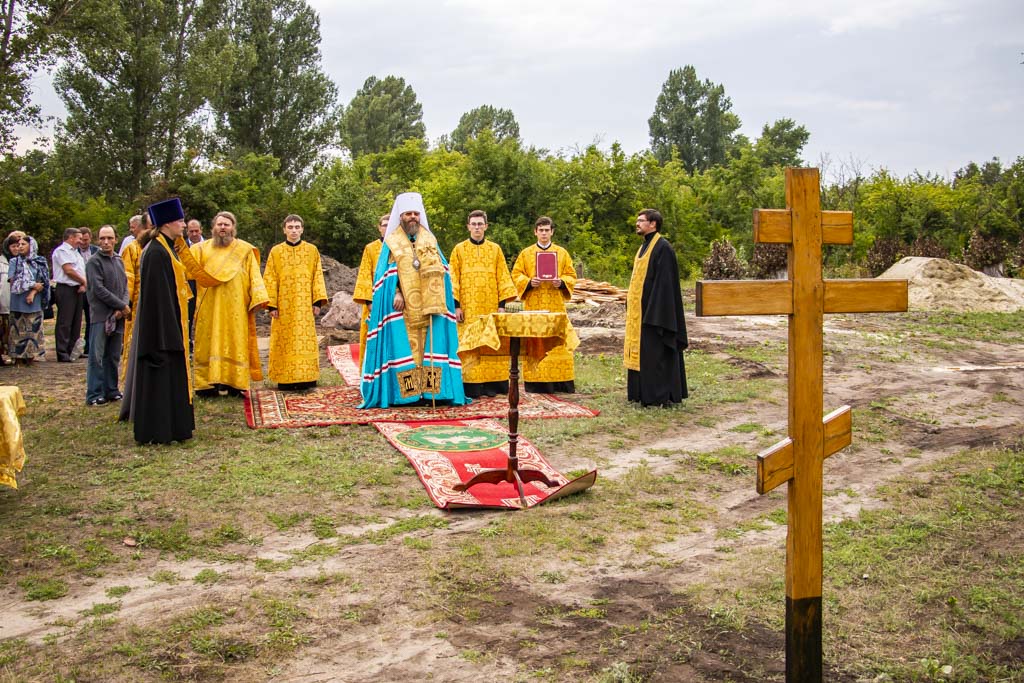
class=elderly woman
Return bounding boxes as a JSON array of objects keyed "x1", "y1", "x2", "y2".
[
  {"x1": 7, "y1": 233, "x2": 50, "y2": 365},
  {"x1": 0, "y1": 231, "x2": 18, "y2": 365}
]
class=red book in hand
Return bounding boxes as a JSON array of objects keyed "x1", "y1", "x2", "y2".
[{"x1": 536, "y1": 251, "x2": 557, "y2": 280}]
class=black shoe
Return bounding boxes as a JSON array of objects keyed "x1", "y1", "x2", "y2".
[
  {"x1": 196, "y1": 388, "x2": 218, "y2": 398},
  {"x1": 106, "y1": 392, "x2": 123, "y2": 401},
  {"x1": 87, "y1": 397, "x2": 107, "y2": 406}
]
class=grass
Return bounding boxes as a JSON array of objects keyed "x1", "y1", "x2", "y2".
[{"x1": 1, "y1": 314, "x2": 1021, "y2": 681}]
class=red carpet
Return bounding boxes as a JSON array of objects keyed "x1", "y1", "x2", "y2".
[
  {"x1": 244, "y1": 384, "x2": 598, "y2": 428},
  {"x1": 327, "y1": 344, "x2": 362, "y2": 386},
  {"x1": 374, "y1": 419, "x2": 597, "y2": 509}
]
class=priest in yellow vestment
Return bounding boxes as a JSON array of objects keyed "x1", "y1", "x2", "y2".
[
  {"x1": 352, "y1": 213, "x2": 388, "y2": 369},
  {"x1": 449, "y1": 209, "x2": 517, "y2": 397},
  {"x1": 264, "y1": 214, "x2": 328, "y2": 390},
  {"x1": 176, "y1": 211, "x2": 269, "y2": 397},
  {"x1": 118, "y1": 215, "x2": 144, "y2": 386},
  {"x1": 511, "y1": 216, "x2": 578, "y2": 393}
]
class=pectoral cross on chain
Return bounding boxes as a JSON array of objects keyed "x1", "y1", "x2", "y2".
[{"x1": 696, "y1": 167, "x2": 909, "y2": 682}]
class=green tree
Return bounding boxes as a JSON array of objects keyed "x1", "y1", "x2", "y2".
[
  {"x1": 211, "y1": 0, "x2": 338, "y2": 183},
  {"x1": 53, "y1": 0, "x2": 229, "y2": 200},
  {"x1": 445, "y1": 104, "x2": 520, "y2": 152},
  {"x1": 0, "y1": 0, "x2": 94, "y2": 151},
  {"x1": 340, "y1": 75, "x2": 425, "y2": 158},
  {"x1": 755, "y1": 118, "x2": 810, "y2": 168},
  {"x1": 648, "y1": 65, "x2": 741, "y2": 172},
  {"x1": 170, "y1": 153, "x2": 290, "y2": 252}
]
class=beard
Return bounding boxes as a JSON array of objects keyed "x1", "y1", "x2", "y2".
[{"x1": 214, "y1": 232, "x2": 235, "y2": 247}]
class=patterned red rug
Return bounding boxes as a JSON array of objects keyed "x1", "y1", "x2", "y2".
[
  {"x1": 326, "y1": 344, "x2": 362, "y2": 386},
  {"x1": 244, "y1": 383, "x2": 598, "y2": 428},
  {"x1": 374, "y1": 419, "x2": 597, "y2": 509}
]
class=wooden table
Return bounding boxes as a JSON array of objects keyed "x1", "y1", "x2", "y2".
[{"x1": 453, "y1": 311, "x2": 579, "y2": 507}]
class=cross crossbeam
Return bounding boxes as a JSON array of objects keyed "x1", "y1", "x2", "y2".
[{"x1": 695, "y1": 167, "x2": 908, "y2": 682}]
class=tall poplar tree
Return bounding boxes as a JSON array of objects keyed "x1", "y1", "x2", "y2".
[
  {"x1": 53, "y1": 0, "x2": 229, "y2": 200},
  {"x1": 210, "y1": 0, "x2": 338, "y2": 183},
  {"x1": 446, "y1": 104, "x2": 520, "y2": 151},
  {"x1": 648, "y1": 65, "x2": 741, "y2": 173},
  {"x1": 340, "y1": 75, "x2": 425, "y2": 158},
  {"x1": 0, "y1": 0, "x2": 94, "y2": 151}
]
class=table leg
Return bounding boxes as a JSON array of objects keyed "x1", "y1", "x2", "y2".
[{"x1": 453, "y1": 336, "x2": 559, "y2": 507}]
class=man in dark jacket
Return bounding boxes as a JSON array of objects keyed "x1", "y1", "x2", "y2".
[{"x1": 85, "y1": 225, "x2": 129, "y2": 405}]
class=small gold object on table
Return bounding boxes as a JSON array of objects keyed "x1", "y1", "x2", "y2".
[{"x1": 455, "y1": 310, "x2": 580, "y2": 507}]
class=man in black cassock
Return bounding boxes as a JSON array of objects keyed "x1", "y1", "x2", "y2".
[
  {"x1": 623, "y1": 208, "x2": 689, "y2": 406},
  {"x1": 120, "y1": 198, "x2": 195, "y2": 444}
]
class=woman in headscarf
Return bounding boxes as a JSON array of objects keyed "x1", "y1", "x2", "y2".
[
  {"x1": 7, "y1": 233, "x2": 50, "y2": 365},
  {"x1": 0, "y1": 231, "x2": 20, "y2": 365}
]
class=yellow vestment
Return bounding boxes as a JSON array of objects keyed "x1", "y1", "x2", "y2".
[
  {"x1": 264, "y1": 241, "x2": 328, "y2": 385},
  {"x1": 118, "y1": 239, "x2": 142, "y2": 385},
  {"x1": 449, "y1": 239, "x2": 517, "y2": 384},
  {"x1": 384, "y1": 227, "x2": 446, "y2": 366},
  {"x1": 624, "y1": 233, "x2": 660, "y2": 371},
  {"x1": 178, "y1": 238, "x2": 269, "y2": 391},
  {"x1": 352, "y1": 238, "x2": 382, "y2": 369},
  {"x1": 510, "y1": 243, "x2": 577, "y2": 384}
]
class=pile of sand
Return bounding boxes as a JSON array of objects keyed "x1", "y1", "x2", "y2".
[{"x1": 879, "y1": 257, "x2": 1024, "y2": 313}]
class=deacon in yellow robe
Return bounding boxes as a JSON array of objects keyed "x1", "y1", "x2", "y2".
[
  {"x1": 352, "y1": 214, "x2": 388, "y2": 369},
  {"x1": 119, "y1": 215, "x2": 146, "y2": 385},
  {"x1": 176, "y1": 210, "x2": 269, "y2": 396},
  {"x1": 263, "y1": 215, "x2": 328, "y2": 390},
  {"x1": 449, "y1": 210, "x2": 517, "y2": 398},
  {"x1": 510, "y1": 216, "x2": 578, "y2": 393}
]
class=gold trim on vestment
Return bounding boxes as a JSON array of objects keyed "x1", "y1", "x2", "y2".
[
  {"x1": 385, "y1": 228, "x2": 448, "y2": 366},
  {"x1": 624, "y1": 233, "x2": 661, "y2": 372}
]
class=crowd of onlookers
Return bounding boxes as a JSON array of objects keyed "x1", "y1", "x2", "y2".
[{"x1": 0, "y1": 223, "x2": 194, "y2": 393}]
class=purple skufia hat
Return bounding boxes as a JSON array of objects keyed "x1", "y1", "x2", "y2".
[{"x1": 147, "y1": 198, "x2": 185, "y2": 227}]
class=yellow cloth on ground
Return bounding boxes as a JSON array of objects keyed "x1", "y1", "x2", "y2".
[
  {"x1": 449, "y1": 239, "x2": 517, "y2": 384},
  {"x1": 458, "y1": 311, "x2": 579, "y2": 376},
  {"x1": 0, "y1": 386, "x2": 26, "y2": 489},
  {"x1": 511, "y1": 243, "x2": 578, "y2": 384},
  {"x1": 179, "y1": 238, "x2": 269, "y2": 390},
  {"x1": 119, "y1": 239, "x2": 142, "y2": 386},
  {"x1": 624, "y1": 232, "x2": 660, "y2": 371},
  {"x1": 264, "y1": 241, "x2": 328, "y2": 384},
  {"x1": 353, "y1": 239, "x2": 382, "y2": 370}
]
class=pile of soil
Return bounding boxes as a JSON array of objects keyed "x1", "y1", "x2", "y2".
[
  {"x1": 879, "y1": 257, "x2": 1024, "y2": 313},
  {"x1": 322, "y1": 255, "x2": 357, "y2": 297}
]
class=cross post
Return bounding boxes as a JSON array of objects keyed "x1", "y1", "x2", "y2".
[{"x1": 695, "y1": 167, "x2": 908, "y2": 682}]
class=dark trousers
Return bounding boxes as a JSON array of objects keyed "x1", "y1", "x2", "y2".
[
  {"x1": 86, "y1": 322, "x2": 123, "y2": 401},
  {"x1": 54, "y1": 283, "x2": 84, "y2": 361},
  {"x1": 83, "y1": 297, "x2": 91, "y2": 353}
]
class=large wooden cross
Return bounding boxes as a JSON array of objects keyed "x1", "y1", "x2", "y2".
[{"x1": 695, "y1": 168, "x2": 908, "y2": 682}]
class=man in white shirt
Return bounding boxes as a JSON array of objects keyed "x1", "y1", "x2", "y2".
[
  {"x1": 52, "y1": 227, "x2": 87, "y2": 362},
  {"x1": 118, "y1": 215, "x2": 144, "y2": 256}
]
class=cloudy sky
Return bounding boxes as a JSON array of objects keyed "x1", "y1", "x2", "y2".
[{"x1": 20, "y1": 0, "x2": 1024, "y2": 178}]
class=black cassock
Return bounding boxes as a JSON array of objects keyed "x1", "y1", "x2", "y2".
[
  {"x1": 627, "y1": 234, "x2": 688, "y2": 406},
  {"x1": 120, "y1": 233, "x2": 194, "y2": 444}
]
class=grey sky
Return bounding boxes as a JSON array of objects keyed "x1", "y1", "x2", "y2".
[{"x1": 19, "y1": 0, "x2": 1024, "y2": 179}]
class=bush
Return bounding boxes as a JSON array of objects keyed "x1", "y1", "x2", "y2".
[
  {"x1": 748, "y1": 243, "x2": 787, "y2": 279},
  {"x1": 907, "y1": 236, "x2": 948, "y2": 259},
  {"x1": 963, "y1": 229, "x2": 1007, "y2": 272},
  {"x1": 865, "y1": 237, "x2": 905, "y2": 276},
  {"x1": 701, "y1": 238, "x2": 746, "y2": 280}
]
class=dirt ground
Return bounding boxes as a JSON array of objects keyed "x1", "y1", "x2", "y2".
[{"x1": 1, "y1": 299, "x2": 1023, "y2": 682}]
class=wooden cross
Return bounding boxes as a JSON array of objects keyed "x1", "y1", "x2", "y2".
[{"x1": 695, "y1": 168, "x2": 908, "y2": 682}]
